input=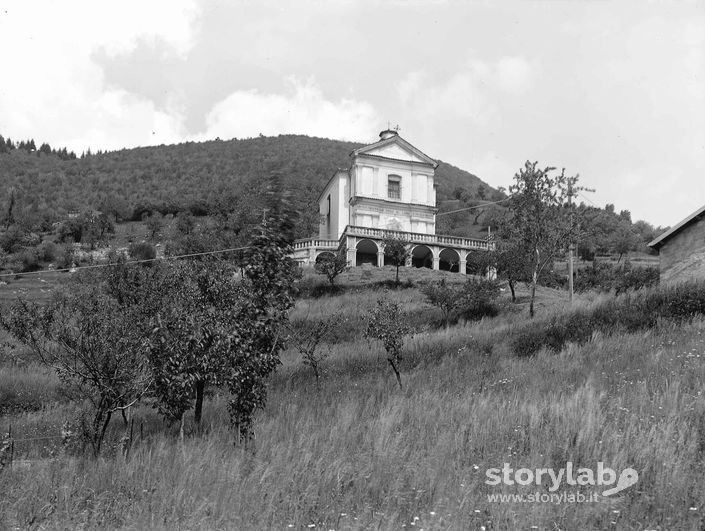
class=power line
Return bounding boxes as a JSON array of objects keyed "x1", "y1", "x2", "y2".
[
  {"x1": 578, "y1": 191, "x2": 598, "y2": 207},
  {"x1": 436, "y1": 195, "x2": 513, "y2": 217},
  {"x1": 0, "y1": 245, "x2": 252, "y2": 280}
]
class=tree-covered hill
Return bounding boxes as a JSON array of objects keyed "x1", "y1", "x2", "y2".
[{"x1": 0, "y1": 134, "x2": 493, "y2": 238}]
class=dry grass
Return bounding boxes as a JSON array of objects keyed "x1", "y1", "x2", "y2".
[{"x1": 2, "y1": 273, "x2": 705, "y2": 530}]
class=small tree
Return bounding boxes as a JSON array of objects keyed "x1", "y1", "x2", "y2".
[
  {"x1": 365, "y1": 298, "x2": 410, "y2": 389},
  {"x1": 314, "y1": 245, "x2": 348, "y2": 287},
  {"x1": 492, "y1": 239, "x2": 531, "y2": 303},
  {"x1": 507, "y1": 162, "x2": 578, "y2": 317},
  {"x1": 288, "y1": 313, "x2": 341, "y2": 389},
  {"x1": 382, "y1": 235, "x2": 410, "y2": 285},
  {"x1": 1, "y1": 287, "x2": 151, "y2": 456},
  {"x1": 421, "y1": 279, "x2": 463, "y2": 328},
  {"x1": 458, "y1": 278, "x2": 501, "y2": 320},
  {"x1": 145, "y1": 212, "x2": 164, "y2": 241}
]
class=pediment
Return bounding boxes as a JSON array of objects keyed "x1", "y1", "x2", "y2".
[{"x1": 353, "y1": 136, "x2": 437, "y2": 167}]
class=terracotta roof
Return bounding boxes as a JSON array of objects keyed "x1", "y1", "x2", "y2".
[{"x1": 648, "y1": 203, "x2": 705, "y2": 250}]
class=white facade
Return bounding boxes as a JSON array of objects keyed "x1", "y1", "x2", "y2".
[{"x1": 318, "y1": 130, "x2": 438, "y2": 240}]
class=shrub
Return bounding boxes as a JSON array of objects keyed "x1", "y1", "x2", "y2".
[
  {"x1": 512, "y1": 281, "x2": 705, "y2": 356},
  {"x1": 38, "y1": 240, "x2": 57, "y2": 263},
  {"x1": 314, "y1": 246, "x2": 348, "y2": 287},
  {"x1": 20, "y1": 248, "x2": 40, "y2": 272},
  {"x1": 128, "y1": 241, "x2": 156, "y2": 262},
  {"x1": 459, "y1": 278, "x2": 501, "y2": 321},
  {"x1": 574, "y1": 261, "x2": 659, "y2": 294},
  {"x1": 421, "y1": 279, "x2": 463, "y2": 327}
]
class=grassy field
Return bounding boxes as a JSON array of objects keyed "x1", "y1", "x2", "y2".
[{"x1": 1, "y1": 267, "x2": 704, "y2": 530}]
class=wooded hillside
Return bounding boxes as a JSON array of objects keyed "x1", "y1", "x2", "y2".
[{"x1": 0, "y1": 134, "x2": 492, "y2": 239}]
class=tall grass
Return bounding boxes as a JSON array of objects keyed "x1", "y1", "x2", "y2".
[{"x1": 2, "y1": 281, "x2": 705, "y2": 529}]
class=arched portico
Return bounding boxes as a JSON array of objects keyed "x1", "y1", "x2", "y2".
[
  {"x1": 411, "y1": 244, "x2": 433, "y2": 269},
  {"x1": 439, "y1": 248, "x2": 460, "y2": 272},
  {"x1": 356, "y1": 238, "x2": 378, "y2": 266}
]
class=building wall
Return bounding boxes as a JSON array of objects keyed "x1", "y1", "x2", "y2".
[
  {"x1": 318, "y1": 171, "x2": 350, "y2": 240},
  {"x1": 659, "y1": 218, "x2": 705, "y2": 282},
  {"x1": 349, "y1": 155, "x2": 436, "y2": 235},
  {"x1": 351, "y1": 157, "x2": 435, "y2": 208}
]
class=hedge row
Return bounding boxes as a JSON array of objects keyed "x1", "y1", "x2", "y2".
[{"x1": 513, "y1": 281, "x2": 705, "y2": 357}]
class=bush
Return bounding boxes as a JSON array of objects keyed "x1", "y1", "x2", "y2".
[
  {"x1": 20, "y1": 248, "x2": 40, "y2": 272},
  {"x1": 459, "y1": 278, "x2": 501, "y2": 321},
  {"x1": 574, "y1": 261, "x2": 659, "y2": 294},
  {"x1": 38, "y1": 240, "x2": 57, "y2": 263},
  {"x1": 128, "y1": 241, "x2": 156, "y2": 262},
  {"x1": 512, "y1": 281, "x2": 705, "y2": 356}
]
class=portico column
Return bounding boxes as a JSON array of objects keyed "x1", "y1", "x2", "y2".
[
  {"x1": 459, "y1": 250, "x2": 467, "y2": 275},
  {"x1": 377, "y1": 250, "x2": 385, "y2": 268},
  {"x1": 347, "y1": 236, "x2": 357, "y2": 267},
  {"x1": 432, "y1": 247, "x2": 440, "y2": 271}
]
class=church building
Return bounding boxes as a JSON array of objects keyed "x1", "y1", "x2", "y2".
[{"x1": 293, "y1": 129, "x2": 493, "y2": 272}]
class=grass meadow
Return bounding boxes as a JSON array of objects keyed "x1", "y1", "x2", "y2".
[{"x1": 1, "y1": 266, "x2": 704, "y2": 530}]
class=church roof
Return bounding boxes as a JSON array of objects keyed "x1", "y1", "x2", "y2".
[{"x1": 351, "y1": 132, "x2": 438, "y2": 168}]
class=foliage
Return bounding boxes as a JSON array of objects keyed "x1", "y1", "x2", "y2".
[
  {"x1": 314, "y1": 246, "x2": 348, "y2": 287},
  {"x1": 512, "y1": 280, "x2": 705, "y2": 357},
  {"x1": 144, "y1": 213, "x2": 164, "y2": 240},
  {"x1": 226, "y1": 219, "x2": 298, "y2": 439},
  {"x1": 421, "y1": 279, "x2": 464, "y2": 327},
  {"x1": 574, "y1": 260, "x2": 658, "y2": 294},
  {"x1": 288, "y1": 312, "x2": 342, "y2": 389},
  {"x1": 146, "y1": 260, "x2": 242, "y2": 425},
  {"x1": 1, "y1": 283, "x2": 151, "y2": 455},
  {"x1": 489, "y1": 238, "x2": 531, "y2": 302},
  {"x1": 0, "y1": 134, "x2": 492, "y2": 239},
  {"x1": 128, "y1": 241, "x2": 156, "y2": 262},
  {"x1": 506, "y1": 161, "x2": 578, "y2": 317},
  {"x1": 382, "y1": 235, "x2": 410, "y2": 284},
  {"x1": 365, "y1": 297, "x2": 411, "y2": 389},
  {"x1": 458, "y1": 278, "x2": 501, "y2": 320}
]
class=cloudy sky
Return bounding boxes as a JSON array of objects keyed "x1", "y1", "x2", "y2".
[{"x1": 1, "y1": 1, "x2": 703, "y2": 226}]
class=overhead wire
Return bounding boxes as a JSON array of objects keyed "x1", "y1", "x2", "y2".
[{"x1": 0, "y1": 245, "x2": 252, "y2": 280}]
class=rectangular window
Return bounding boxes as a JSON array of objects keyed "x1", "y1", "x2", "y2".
[{"x1": 388, "y1": 177, "x2": 401, "y2": 199}]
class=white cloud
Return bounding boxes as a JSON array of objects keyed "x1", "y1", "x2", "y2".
[
  {"x1": 203, "y1": 78, "x2": 379, "y2": 142},
  {"x1": 0, "y1": 0, "x2": 199, "y2": 152},
  {"x1": 395, "y1": 56, "x2": 534, "y2": 127}
]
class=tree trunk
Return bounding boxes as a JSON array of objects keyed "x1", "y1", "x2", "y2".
[
  {"x1": 509, "y1": 279, "x2": 516, "y2": 302},
  {"x1": 395, "y1": 265, "x2": 400, "y2": 285},
  {"x1": 388, "y1": 358, "x2": 402, "y2": 389},
  {"x1": 194, "y1": 380, "x2": 205, "y2": 424},
  {"x1": 530, "y1": 249, "x2": 539, "y2": 318},
  {"x1": 92, "y1": 410, "x2": 112, "y2": 457}
]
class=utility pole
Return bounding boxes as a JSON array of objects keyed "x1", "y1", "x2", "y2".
[
  {"x1": 568, "y1": 181, "x2": 574, "y2": 303},
  {"x1": 566, "y1": 176, "x2": 595, "y2": 303}
]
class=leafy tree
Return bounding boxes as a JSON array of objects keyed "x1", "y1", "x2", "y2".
[
  {"x1": 1, "y1": 283, "x2": 151, "y2": 455},
  {"x1": 421, "y1": 279, "x2": 463, "y2": 328},
  {"x1": 365, "y1": 298, "x2": 411, "y2": 389},
  {"x1": 146, "y1": 261, "x2": 240, "y2": 427},
  {"x1": 287, "y1": 312, "x2": 341, "y2": 389},
  {"x1": 225, "y1": 219, "x2": 298, "y2": 439},
  {"x1": 145, "y1": 212, "x2": 164, "y2": 240},
  {"x1": 458, "y1": 278, "x2": 501, "y2": 320},
  {"x1": 314, "y1": 245, "x2": 348, "y2": 287},
  {"x1": 128, "y1": 241, "x2": 156, "y2": 262},
  {"x1": 99, "y1": 195, "x2": 130, "y2": 223},
  {"x1": 382, "y1": 235, "x2": 410, "y2": 285},
  {"x1": 492, "y1": 238, "x2": 531, "y2": 302},
  {"x1": 507, "y1": 161, "x2": 578, "y2": 317}
]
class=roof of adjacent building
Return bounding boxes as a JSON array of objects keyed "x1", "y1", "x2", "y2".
[{"x1": 648, "y1": 203, "x2": 705, "y2": 250}]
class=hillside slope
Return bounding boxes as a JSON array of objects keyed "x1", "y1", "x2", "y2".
[{"x1": 0, "y1": 135, "x2": 495, "y2": 239}]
